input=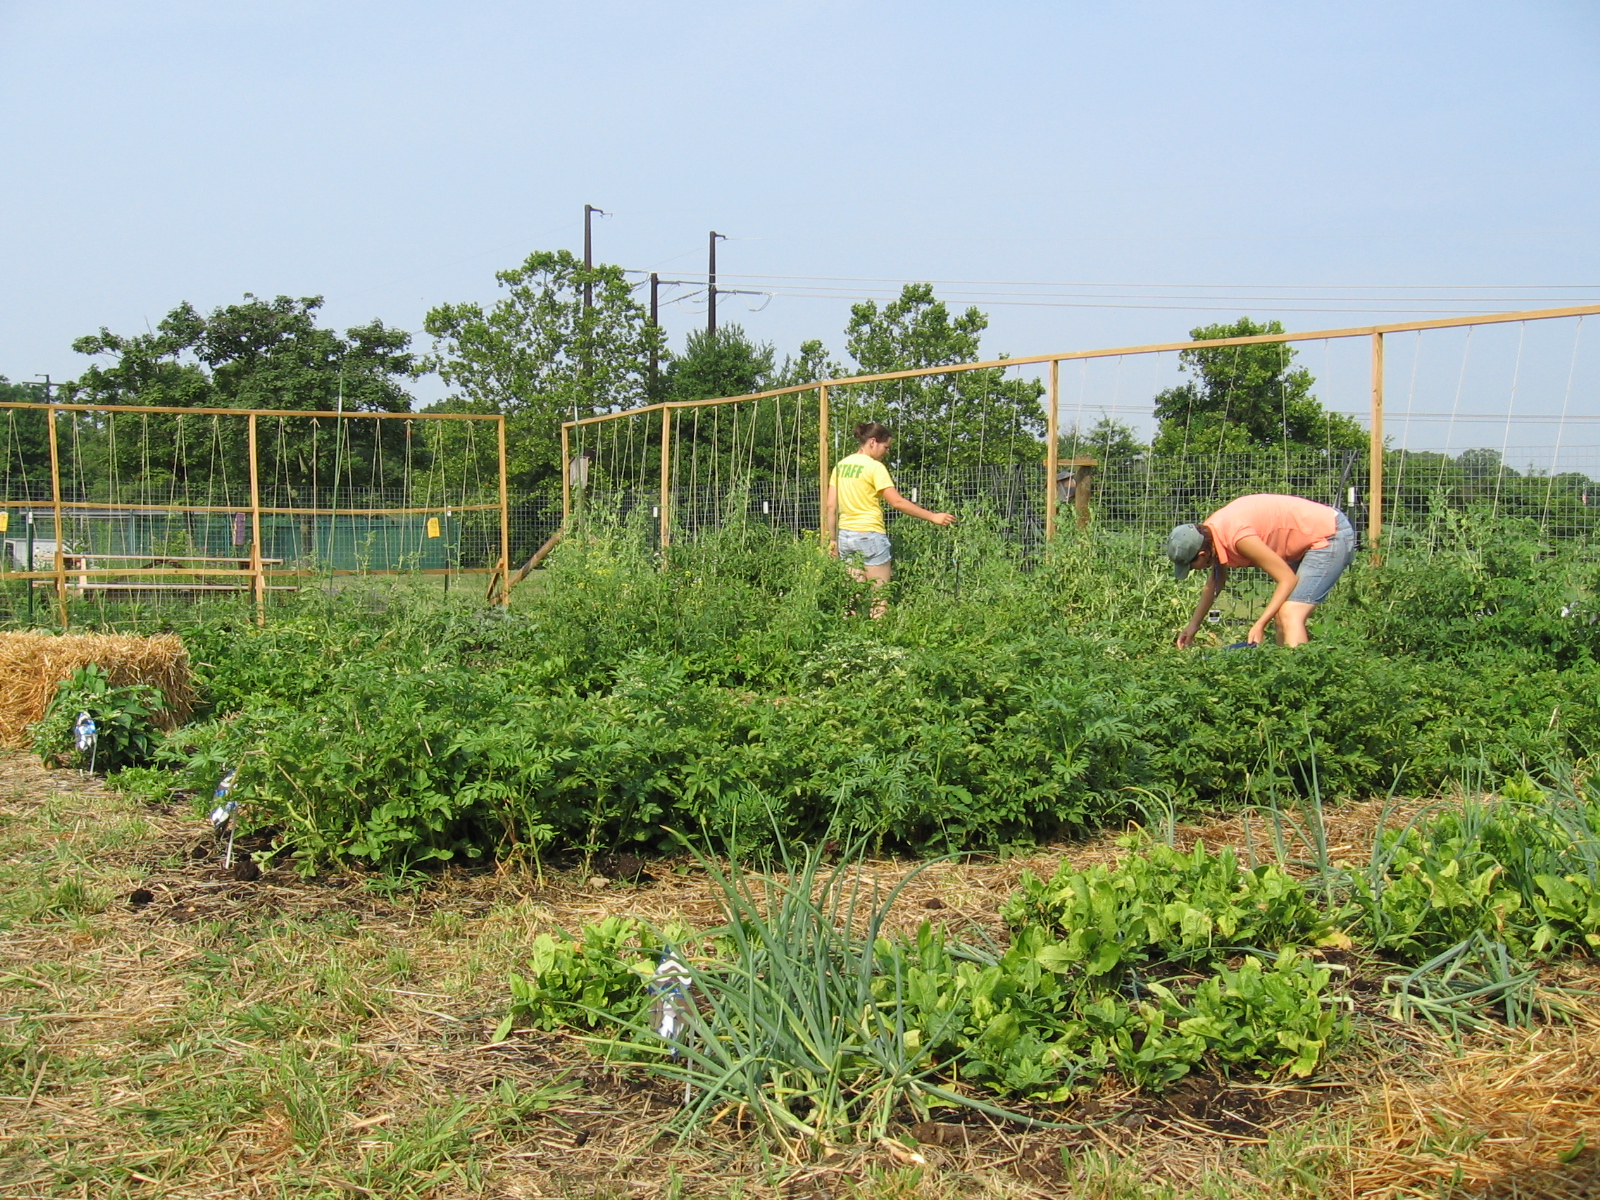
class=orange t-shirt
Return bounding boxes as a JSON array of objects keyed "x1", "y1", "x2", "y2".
[{"x1": 1204, "y1": 494, "x2": 1338, "y2": 567}]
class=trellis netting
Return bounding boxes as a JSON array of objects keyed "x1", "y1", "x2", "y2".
[
  {"x1": 564, "y1": 307, "x2": 1600, "y2": 562},
  {"x1": 0, "y1": 404, "x2": 508, "y2": 626}
]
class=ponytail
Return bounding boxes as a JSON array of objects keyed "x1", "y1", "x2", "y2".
[{"x1": 854, "y1": 421, "x2": 892, "y2": 445}]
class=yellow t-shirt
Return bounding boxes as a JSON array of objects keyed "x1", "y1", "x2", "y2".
[{"x1": 830, "y1": 453, "x2": 895, "y2": 533}]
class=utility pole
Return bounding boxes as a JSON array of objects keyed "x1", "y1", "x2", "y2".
[
  {"x1": 649, "y1": 272, "x2": 660, "y2": 391},
  {"x1": 707, "y1": 231, "x2": 726, "y2": 334},
  {"x1": 583, "y1": 204, "x2": 607, "y2": 308}
]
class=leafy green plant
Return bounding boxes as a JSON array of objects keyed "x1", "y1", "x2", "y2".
[
  {"x1": 95, "y1": 516, "x2": 1600, "y2": 872},
  {"x1": 499, "y1": 833, "x2": 1347, "y2": 1145},
  {"x1": 31, "y1": 665, "x2": 169, "y2": 772},
  {"x1": 1002, "y1": 839, "x2": 1334, "y2": 972},
  {"x1": 1151, "y1": 950, "x2": 1341, "y2": 1082},
  {"x1": 502, "y1": 916, "x2": 658, "y2": 1033},
  {"x1": 1350, "y1": 774, "x2": 1600, "y2": 961}
]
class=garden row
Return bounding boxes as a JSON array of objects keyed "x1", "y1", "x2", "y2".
[
  {"x1": 49, "y1": 515, "x2": 1600, "y2": 869},
  {"x1": 496, "y1": 769, "x2": 1600, "y2": 1143},
  {"x1": 34, "y1": 514, "x2": 1600, "y2": 1144}
]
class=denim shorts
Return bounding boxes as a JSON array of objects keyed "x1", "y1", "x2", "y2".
[
  {"x1": 1288, "y1": 511, "x2": 1355, "y2": 604},
  {"x1": 837, "y1": 530, "x2": 892, "y2": 567}
]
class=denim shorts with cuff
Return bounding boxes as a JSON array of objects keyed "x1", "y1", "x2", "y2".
[
  {"x1": 1288, "y1": 510, "x2": 1355, "y2": 605},
  {"x1": 837, "y1": 530, "x2": 892, "y2": 567}
]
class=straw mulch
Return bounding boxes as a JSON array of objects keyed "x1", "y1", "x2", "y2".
[
  {"x1": 0, "y1": 631, "x2": 196, "y2": 746},
  {"x1": 1345, "y1": 1010, "x2": 1600, "y2": 1199}
]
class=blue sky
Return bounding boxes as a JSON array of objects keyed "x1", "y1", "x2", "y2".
[{"x1": 2, "y1": 1, "x2": 1597, "y2": 453}]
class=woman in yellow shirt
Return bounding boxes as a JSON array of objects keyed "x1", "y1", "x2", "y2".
[{"x1": 823, "y1": 422, "x2": 956, "y2": 616}]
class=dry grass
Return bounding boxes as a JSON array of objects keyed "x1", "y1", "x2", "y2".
[
  {"x1": 0, "y1": 631, "x2": 195, "y2": 746},
  {"x1": 0, "y1": 755, "x2": 1594, "y2": 1199},
  {"x1": 1342, "y1": 1012, "x2": 1600, "y2": 1199}
]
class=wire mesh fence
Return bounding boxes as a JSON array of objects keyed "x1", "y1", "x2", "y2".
[
  {"x1": 0, "y1": 405, "x2": 509, "y2": 628},
  {"x1": 10, "y1": 448, "x2": 1596, "y2": 629},
  {"x1": 9, "y1": 306, "x2": 1598, "y2": 628},
  {"x1": 562, "y1": 306, "x2": 1600, "y2": 576},
  {"x1": 565, "y1": 446, "x2": 1600, "y2": 550}
]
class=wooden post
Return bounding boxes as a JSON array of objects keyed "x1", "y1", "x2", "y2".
[
  {"x1": 497, "y1": 415, "x2": 511, "y2": 604},
  {"x1": 659, "y1": 406, "x2": 671, "y2": 551},
  {"x1": 1369, "y1": 332, "x2": 1384, "y2": 559},
  {"x1": 1044, "y1": 359, "x2": 1060, "y2": 544},
  {"x1": 1074, "y1": 463, "x2": 1095, "y2": 530},
  {"x1": 248, "y1": 413, "x2": 265, "y2": 623},
  {"x1": 45, "y1": 406, "x2": 66, "y2": 630},
  {"x1": 817, "y1": 384, "x2": 830, "y2": 549},
  {"x1": 560, "y1": 423, "x2": 572, "y2": 526},
  {"x1": 507, "y1": 528, "x2": 563, "y2": 592}
]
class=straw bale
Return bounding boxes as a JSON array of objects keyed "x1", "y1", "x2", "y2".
[{"x1": 0, "y1": 631, "x2": 196, "y2": 747}]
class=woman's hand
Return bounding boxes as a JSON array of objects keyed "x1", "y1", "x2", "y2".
[
  {"x1": 884, "y1": 488, "x2": 955, "y2": 527},
  {"x1": 1246, "y1": 619, "x2": 1269, "y2": 645},
  {"x1": 1175, "y1": 623, "x2": 1200, "y2": 649}
]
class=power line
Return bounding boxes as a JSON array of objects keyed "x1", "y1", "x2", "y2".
[
  {"x1": 624, "y1": 268, "x2": 1598, "y2": 292},
  {"x1": 702, "y1": 284, "x2": 1597, "y2": 306},
  {"x1": 679, "y1": 289, "x2": 1588, "y2": 316},
  {"x1": 620, "y1": 267, "x2": 1597, "y2": 315}
]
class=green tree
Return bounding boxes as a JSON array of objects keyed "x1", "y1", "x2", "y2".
[
  {"x1": 841, "y1": 284, "x2": 1043, "y2": 472},
  {"x1": 665, "y1": 325, "x2": 774, "y2": 403},
  {"x1": 1063, "y1": 417, "x2": 1144, "y2": 467},
  {"x1": 846, "y1": 283, "x2": 985, "y2": 372},
  {"x1": 1151, "y1": 318, "x2": 1365, "y2": 456},
  {"x1": 68, "y1": 294, "x2": 418, "y2": 413},
  {"x1": 62, "y1": 296, "x2": 423, "y2": 500},
  {"x1": 424, "y1": 250, "x2": 663, "y2": 490},
  {"x1": 772, "y1": 338, "x2": 843, "y2": 388}
]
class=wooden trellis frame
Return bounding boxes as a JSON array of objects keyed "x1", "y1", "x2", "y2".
[
  {"x1": 562, "y1": 302, "x2": 1600, "y2": 554},
  {"x1": 0, "y1": 402, "x2": 510, "y2": 627}
]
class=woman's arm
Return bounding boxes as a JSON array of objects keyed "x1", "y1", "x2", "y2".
[
  {"x1": 1177, "y1": 564, "x2": 1229, "y2": 648},
  {"x1": 822, "y1": 485, "x2": 839, "y2": 553},
  {"x1": 883, "y1": 487, "x2": 956, "y2": 526},
  {"x1": 1233, "y1": 533, "x2": 1299, "y2": 644}
]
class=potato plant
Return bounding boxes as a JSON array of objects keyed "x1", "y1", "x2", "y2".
[{"x1": 158, "y1": 517, "x2": 1600, "y2": 872}]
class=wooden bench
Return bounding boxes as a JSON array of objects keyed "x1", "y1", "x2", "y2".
[{"x1": 55, "y1": 554, "x2": 290, "y2": 598}]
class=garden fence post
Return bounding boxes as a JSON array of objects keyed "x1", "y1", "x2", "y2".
[
  {"x1": 560, "y1": 422, "x2": 572, "y2": 527},
  {"x1": 659, "y1": 406, "x2": 671, "y2": 551},
  {"x1": 1369, "y1": 331, "x2": 1384, "y2": 561},
  {"x1": 45, "y1": 405, "x2": 66, "y2": 630},
  {"x1": 498, "y1": 415, "x2": 511, "y2": 604},
  {"x1": 1074, "y1": 462, "x2": 1095, "y2": 530},
  {"x1": 248, "y1": 413, "x2": 264, "y2": 623},
  {"x1": 817, "y1": 384, "x2": 829, "y2": 549},
  {"x1": 1045, "y1": 358, "x2": 1059, "y2": 544}
]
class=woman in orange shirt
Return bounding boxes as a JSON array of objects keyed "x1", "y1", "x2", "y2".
[{"x1": 1166, "y1": 493, "x2": 1356, "y2": 648}]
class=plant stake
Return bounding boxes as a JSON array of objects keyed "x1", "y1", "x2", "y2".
[
  {"x1": 73, "y1": 711, "x2": 97, "y2": 775},
  {"x1": 647, "y1": 945, "x2": 694, "y2": 1104},
  {"x1": 209, "y1": 769, "x2": 239, "y2": 868}
]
